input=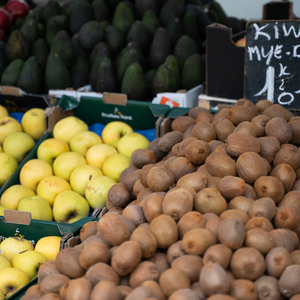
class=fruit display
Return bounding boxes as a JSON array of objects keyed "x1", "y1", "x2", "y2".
[
  {"x1": 17, "y1": 99, "x2": 300, "y2": 299},
  {"x1": 0, "y1": 0, "x2": 246, "y2": 100},
  {"x1": 0, "y1": 116, "x2": 150, "y2": 223}
]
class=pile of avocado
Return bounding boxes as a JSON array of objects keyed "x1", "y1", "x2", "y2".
[{"x1": 0, "y1": 0, "x2": 246, "y2": 101}]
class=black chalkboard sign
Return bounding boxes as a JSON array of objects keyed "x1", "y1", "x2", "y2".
[{"x1": 244, "y1": 20, "x2": 300, "y2": 110}]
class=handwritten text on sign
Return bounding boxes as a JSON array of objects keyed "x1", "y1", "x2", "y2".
[{"x1": 244, "y1": 20, "x2": 300, "y2": 109}]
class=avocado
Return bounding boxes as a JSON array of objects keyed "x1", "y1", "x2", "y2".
[
  {"x1": 159, "y1": 0, "x2": 186, "y2": 27},
  {"x1": 141, "y1": 9, "x2": 160, "y2": 34},
  {"x1": 72, "y1": 33, "x2": 89, "y2": 58},
  {"x1": 71, "y1": 56, "x2": 90, "y2": 89},
  {"x1": 46, "y1": 14, "x2": 68, "y2": 46},
  {"x1": 78, "y1": 20, "x2": 104, "y2": 51},
  {"x1": 166, "y1": 17, "x2": 183, "y2": 47},
  {"x1": 42, "y1": 0, "x2": 62, "y2": 24},
  {"x1": 207, "y1": 1, "x2": 228, "y2": 25},
  {"x1": 69, "y1": 1, "x2": 94, "y2": 34},
  {"x1": 1, "y1": 59, "x2": 24, "y2": 87},
  {"x1": 112, "y1": 1, "x2": 135, "y2": 36},
  {"x1": 17, "y1": 56, "x2": 43, "y2": 94},
  {"x1": 104, "y1": 25, "x2": 125, "y2": 59},
  {"x1": 32, "y1": 38, "x2": 49, "y2": 70},
  {"x1": 144, "y1": 68, "x2": 156, "y2": 97},
  {"x1": 134, "y1": 0, "x2": 159, "y2": 19},
  {"x1": 91, "y1": 0, "x2": 110, "y2": 22},
  {"x1": 20, "y1": 15, "x2": 40, "y2": 46},
  {"x1": 5, "y1": 30, "x2": 30, "y2": 62}
]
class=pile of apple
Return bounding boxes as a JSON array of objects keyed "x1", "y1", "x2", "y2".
[
  {"x1": 0, "y1": 234, "x2": 61, "y2": 298},
  {"x1": 0, "y1": 109, "x2": 150, "y2": 223}
]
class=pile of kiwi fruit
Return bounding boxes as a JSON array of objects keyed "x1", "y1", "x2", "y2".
[{"x1": 21, "y1": 99, "x2": 300, "y2": 300}]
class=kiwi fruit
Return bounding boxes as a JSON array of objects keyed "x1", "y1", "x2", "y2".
[
  {"x1": 194, "y1": 187, "x2": 227, "y2": 216},
  {"x1": 119, "y1": 166, "x2": 141, "y2": 194},
  {"x1": 265, "y1": 246, "x2": 292, "y2": 278},
  {"x1": 211, "y1": 107, "x2": 230, "y2": 126},
  {"x1": 122, "y1": 204, "x2": 146, "y2": 226},
  {"x1": 289, "y1": 116, "x2": 300, "y2": 145},
  {"x1": 236, "y1": 151, "x2": 269, "y2": 184},
  {"x1": 204, "y1": 213, "x2": 222, "y2": 238},
  {"x1": 195, "y1": 110, "x2": 214, "y2": 123},
  {"x1": 206, "y1": 295, "x2": 236, "y2": 300},
  {"x1": 38, "y1": 260, "x2": 61, "y2": 284},
  {"x1": 255, "y1": 275, "x2": 282, "y2": 300},
  {"x1": 143, "y1": 192, "x2": 164, "y2": 222},
  {"x1": 251, "y1": 114, "x2": 271, "y2": 137},
  {"x1": 146, "y1": 165, "x2": 175, "y2": 192},
  {"x1": 38, "y1": 293, "x2": 62, "y2": 300},
  {"x1": 244, "y1": 228, "x2": 276, "y2": 255},
  {"x1": 244, "y1": 183, "x2": 258, "y2": 200},
  {"x1": 159, "y1": 267, "x2": 191, "y2": 297},
  {"x1": 191, "y1": 120, "x2": 216, "y2": 142},
  {"x1": 106, "y1": 182, "x2": 132, "y2": 209},
  {"x1": 228, "y1": 104, "x2": 256, "y2": 125},
  {"x1": 171, "y1": 116, "x2": 195, "y2": 132},
  {"x1": 169, "y1": 288, "x2": 201, "y2": 300},
  {"x1": 235, "y1": 98, "x2": 256, "y2": 109},
  {"x1": 279, "y1": 190, "x2": 300, "y2": 210},
  {"x1": 258, "y1": 135, "x2": 281, "y2": 163},
  {"x1": 182, "y1": 228, "x2": 216, "y2": 256},
  {"x1": 203, "y1": 244, "x2": 232, "y2": 269},
  {"x1": 255, "y1": 99, "x2": 273, "y2": 113},
  {"x1": 228, "y1": 196, "x2": 254, "y2": 214},
  {"x1": 269, "y1": 228, "x2": 295, "y2": 252},
  {"x1": 199, "y1": 262, "x2": 231, "y2": 297},
  {"x1": 233, "y1": 120, "x2": 258, "y2": 137},
  {"x1": 176, "y1": 171, "x2": 208, "y2": 193},
  {"x1": 245, "y1": 216, "x2": 274, "y2": 232},
  {"x1": 130, "y1": 226, "x2": 158, "y2": 259},
  {"x1": 175, "y1": 137, "x2": 197, "y2": 156},
  {"x1": 149, "y1": 214, "x2": 178, "y2": 249},
  {"x1": 208, "y1": 140, "x2": 224, "y2": 153},
  {"x1": 197, "y1": 164, "x2": 213, "y2": 177},
  {"x1": 278, "y1": 264, "x2": 300, "y2": 298},
  {"x1": 90, "y1": 280, "x2": 122, "y2": 300},
  {"x1": 158, "y1": 131, "x2": 183, "y2": 153},
  {"x1": 230, "y1": 247, "x2": 266, "y2": 280},
  {"x1": 133, "y1": 178, "x2": 147, "y2": 197},
  {"x1": 248, "y1": 197, "x2": 276, "y2": 220},
  {"x1": 20, "y1": 284, "x2": 44, "y2": 300},
  {"x1": 148, "y1": 138, "x2": 166, "y2": 161},
  {"x1": 216, "y1": 175, "x2": 246, "y2": 200},
  {"x1": 290, "y1": 249, "x2": 300, "y2": 264},
  {"x1": 205, "y1": 151, "x2": 237, "y2": 177},
  {"x1": 263, "y1": 103, "x2": 291, "y2": 121},
  {"x1": 136, "y1": 187, "x2": 154, "y2": 205},
  {"x1": 177, "y1": 211, "x2": 205, "y2": 238},
  {"x1": 79, "y1": 221, "x2": 98, "y2": 242},
  {"x1": 40, "y1": 273, "x2": 70, "y2": 295},
  {"x1": 206, "y1": 176, "x2": 222, "y2": 189},
  {"x1": 217, "y1": 218, "x2": 245, "y2": 250},
  {"x1": 214, "y1": 118, "x2": 235, "y2": 142},
  {"x1": 165, "y1": 156, "x2": 195, "y2": 182},
  {"x1": 230, "y1": 279, "x2": 257, "y2": 300},
  {"x1": 220, "y1": 209, "x2": 249, "y2": 224},
  {"x1": 162, "y1": 188, "x2": 194, "y2": 222},
  {"x1": 184, "y1": 139, "x2": 211, "y2": 165},
  {"x1": 265, "y1": 117, "x2": 293, "y2": 144},
  {"x1": 64, "y1": 277, "x2": 92, "y2": 300},
  {"x1": 141, "y1": 280, "x2": 166, "y2": 300},
  {"x1": 166, "y1": 240, "x2": 185, "y2": 265},
  {"x1": 131, "y1": 149, "x2": 157, "y2": 168},
  {"x1": 273, "y1": 143, "x2": 300, "y2": 171},
  {"x1": 274, "y1": 204, "x2": 300, "y2": 230},
  {"x1": 125, "y1": 286, "x2": 156, "y2": 300},
  {"x1": 148, "y1": 251, "x2": 170, "y2": 275}
]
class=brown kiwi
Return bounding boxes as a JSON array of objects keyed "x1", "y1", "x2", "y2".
[
  {"x1": 148, "y1": 138, "x2": 166, "y2": 161},
  {"x1": 236, "y1": 151, "x2": 269, "y2": 184},
  {"x1": 159, "y1": 267, "x2": 191, "y2": 297},
  {"x1": 228, "y1": 104, "x2": 256, "y2": 125},
  {"x1": 162, "y1": 188, "x2": 194, "y2": 222},
  {"x1": 177, "y1": 211, "x2": 205, "y2": 238},
  {"x1": 273, "y1": 204, "x2": 300, "y2": 230},
  {"x1": 206, "y1": 295, "x2": 236, "y2": 300},
  {"x1": 182, "y1": 228, "x2": 216, "y2": 255},
  {"x1": 55, "y1": 247, "x2": 85, "y2": 279},
  {"x1": 106, "y1": 182, "x2": 132, "y2": 209},
  {"x1": 229, "y1": 196, "x2": 254, "y2": 214},
  {"x1": 226, "y1": 132, "x2": 260, "y2": 158},
  {"x1": 204, "y1": 213, "x2": 222, "y2": 238},
  {"x1": 230, "y1": 247, "x2": 265, "y2": 280},
  {"x1": 148, "y1": 251, "x2": 170, "y2": 275},
  {"x1": 165, "y1": 156, "x2": 195, "y2": 182},
  {"x1": 258, "y1": 135, "x2": 280, "y2": 163},
  {"x1": 289, "y1": 116, "x2": 300, "y2": 145},
  {"x1": 253, "y1": 175, "x2": 285, "y2": 204},
  {"x1": 119, "y1": 166, "x2": 141, "y2": 195},
  {"x1": 269, "y1": 228, "x2": 295, "y2": 252},
  {"x1": 279, "y1": 190, "x2": 300, "y2": 210},
  {"x1": 235, "y1": 98, "x2": 256, "y2": 109},
  {"x1": 64, "y1": 277, "x2": 92, "y2": 300},
  {"x1": 136, "y1": 187, "x2": 154, "y2": 205},
  {"x1": 263, "y1": 103, "x2": 291, "y2": 121},
  {"x1": 191, "y1": 120, "x2": 216, "y2": 142},
  {"x1": 166, "y1": 240, "x2": 185, "y2": 265},
  {"x1": 203, "y1": 244, "x2": 232, "y2": 269},
  {"x1": 133, "y1": 178, "x2": 147, "y2": 197},
  {"x1": 158, "y1": 131, "x2": 184, "y2": 153},
  {"x1": 169, "y1": 288, "x2": 201, "y2": 300},
  {"x1": 171, "y1": 116, "x2": 195, "y2": 132},
  {"x1": 265, "y1": 117, "x2": 293, "y2": 144},
  {"x1": 122, "y1": 204, "x2": 146, "y2": 226},
  {"x1": 230, "y1": 279, "x2": 258, "y2": 300},
  {"x1": 194, "y1": 187, "x2": 227, "y2": 216},
  {"x1": 216, "y1": 175, "x2": 246, "y2": 200},
  {"x1": 244, "y1": 228, "x2": 276, "y2": 255},
  {"x1": 199, "y1": 262, "x2": 231, "y2": 297},
  {"x1": 176, "y1": 137, "x2": 197, "y2": 156},
  {"x1": 212, "y1": 107, "x2": 231, "y2": 126},
  {"x1": 21, "y1": 284, "x2": 43, "y2": 300},
  {"x1": 184, "y1": 139, "x2": 211, "y2": 165},
  {"x1": 233, "y1": 120, "x2": 258, "y2": 137},
  {"x1": 38, "y1": 260, "x2": 61, "y2": 284},
  {"x1": 79, "y1": 221, "x2": 98, "y2": 242},
  {"x1": 220, "y1": 209, "x2": 249, "y2": 224},
  {"x1": 143, "y1": 192, "x2": 164, "y2": 222},
  {"x1": 207, "y1": 176, "x2": 222, "y2": 189},
  {"x1": 208, "y1": 140, "x2": 224, "y2": 153},
  {"x1": 245, "y1": 216, "x2": 274, "y2": 232},
  {"x1": 248, "y1": 197, "x2": 277, "y2": 220},
  {"x1": 149, "y1": 214, "x2": 178, "y2": 249},
  {"x1": 195, "y1": 110, "x2": 214, "y2": 123},
  {"x1": 38, "y1": 293, "x2": 62, "y2": 300},
  {"x1": 176, "y1": 171, "x2": 207, "y2": 194},
  {"x1": 130, "y1": 226, "x2": 158, "y2": 259},
  {"x1": 251, "y1": 114, "x2": 271, "y2": 137},
  {"x1": 214, "y1": 118, "x2": 235, "y2": 142},
  {"x1": 290, "y1": 250, "x2": 300, "y2": 264},
  {"x1": 125, "y1": 286, "x2": 155, "y2": 300},
  {"x1": 205, "y1": 151, "x2": 237, "y2": 177},
  {"x1": 273, "y1": 144, "x2": 300, "y2": 171},
  {"x1": 90, "y1": 280, "x2": 122, "y2": 300},
  {"x1": 141, "y1": 280, "x2": 166, "y2": 300},
  {"x1": 255, "y1": 99, "x2": 273, "y2": 113},
  {"x1": 197, "y1": 164, "x2": 212, "y2": 177},
  {"x1": 278, "y1": 264, "x2": 300, "y2": 298},
  {"x1": 217, "y1": 218, "x2": 245, "y2": 250},
  {"x1": 146, "y1": 165, "x2": 175, "y2": 192},
  {"x1": 40, "y1": 273, "x2": 70, "y2": 295},
  {"x1": 131, "y1": 149, "x2": 157, "y2": 168},
  {"x1": 255, "y1": 275, "x2": 282, "y2": 300},
  {"x1": 244, "y1": 183, "x2": 258, "y2": 200}
]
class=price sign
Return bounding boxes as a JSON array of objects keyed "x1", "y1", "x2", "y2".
[{"x1": 244, "y1": 20, "x2": 300, "y2": 110}]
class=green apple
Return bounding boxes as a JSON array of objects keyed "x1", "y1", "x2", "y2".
[
  {"x1": 19, "y1": 158, "x2": 53, "y2": 192},
  {"x1": 52, "y1": 116, "x2": 89, "y2": 143},
  {"x1": 17, "y1": 195, "x2": 53, "y2": 221},
  {"x1": 0, "y1": 152, "x2": 18, "y2": 187},
  {"x1": 0, "y1": 236, "x2": 34, "y2": 262},
  {"x1": 21, "y1": 108, "x2": 46, "y2": 141},
  {"x1": 3, "y1": 131, "x2": 35, "y2": 162},
  {"x1": 0, "y1": 255, "x2": 11, "y2": 271},
  {"x1": 101, "y1": 153, "x2": 131, "y2": 182},
  {"x1": 12, "y1": 250, "x2": 47, "y2": 280},
  {"x1": 34, "y1": 236, "x2": 61, "y2": 261},
  {"x1": 85, "y1": 175, "x2": 117, "y2": 209},
  {"x1": 37, "y1": 138, "x2": 70, "y2": 165},
  {"x1": 36, "y1": 175, "x2": 71, "y2": 206},
  {"x1": 0, "y1": 267, "x2": 30, "y2": 297},
  {"x1": 101, "y1": 121, "x2": 133, "y2": 148},
  {"x1": 52, "y1": 190, "x2": 90, "y2": 223},
  {"x1": 0, "y1": 184, "x2": 35, "y2": 210},
  {"x1": 52, "y1": 151, "x2": 86, "y2": 182},
  {"x1": 69, "y1": 164, "x2": 103, "y2": 196},
  {"x1": 85, "y1": 143, "x2": 118, "y2": 169},
  {"x1": 69, "y1": 130, "x2": 102, "y2": 157},
  {"x1": 0, "y1": 116, "x2": 22, "y2": 145},
  {"x1": 0, "y1": 105, "x2": 8, "y2": 118},
  {"x1": 117, "y1": 132, "x2": 150, "y2": 158}
]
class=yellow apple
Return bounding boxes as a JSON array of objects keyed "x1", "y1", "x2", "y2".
[
  {"x1": 21, "y1": 108, "x2": 46, "y2": 141},
  {"x1": 101, "y1": 153, "x2": 131, "y2": 182},
  {"x1": 0, "y1": 267, "x2": 30, "y2": 297},
  {"x1": 117, "y1": 132, "x2": 150, "y2": 158},
  {"x1": 0, "y1": 105, "x2": 8, "y2": 118},
  {"x1": 34, "y1": 236, "x2": 61, "y2": 261},
  {"x1": 0, "y1": 184, "x2": 35, "y2": 210},
  {"x1": 0, "y1": 255, "x2": 11, "y2": 271},
  {"x1": 101, "y1": 121, "x2": 133, "y2": 148},
  {"x1": 3, "y1": 131, "x2": 35, "y2": 162},
  {"x1": 0, "y1": 152, "x2": 18, "y2": 187},
  {"x1": 69, "y1": 164, "x2": 103, "y2": 196},
  {"x1": 52, "y1": 190, "x2": 90, "y2": 223},
  {"x1": 37, "y1": 138, "x2": 70, "y2": 165},
  {"x1": 0, "y1": 205, "x2": 8, "y2": 216},
  {"x1": 69, "y1": 130, "x2": 102, "y2": 157},
  {"x1": 0, "y1": 116, "x2": 22, "y2": 145},
  {"x1": 52, "y1": 116, "x2": 89, "y2": 143},
  {"x1": 85, "y1": 143, "x2": 118, "y2": 169},
  {"x1": 19, "y1": 158, "x2": 53, "y2": 192},
  {"x1": 17, "y1": 195, "x2": 53, "y2": 221},
  {"x1": 85, "y1": 175, "x2": 117, "y2": 209},
  {"x1": 0, "y1": 236, "x2": 34, "y2": 262},
  {"x1": 12, "y1": 250, "x2": 47, "y2": 280},
  {"x1": 52, "y1": 151, "x2": 87, "y2": 181},
  {"x1": 36, "y1": 175, "x2": 71, "y2": 206}
]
